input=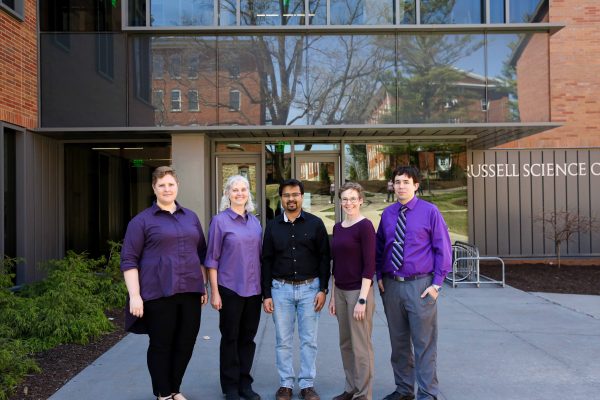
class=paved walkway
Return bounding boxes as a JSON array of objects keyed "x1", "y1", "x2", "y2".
[{"x1": 49, "y1": 285, "x2": 600, "y2": 400}]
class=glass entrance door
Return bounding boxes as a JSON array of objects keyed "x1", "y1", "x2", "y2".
[
  {"x1": 295, "y1": 154, "x2": 339, "y2": 234},
  {"x1": 217, "y1": 155, "x2": 262, "y2": 217}
]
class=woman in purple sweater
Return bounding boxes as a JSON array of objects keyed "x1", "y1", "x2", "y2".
[{"x1": 329, "y1": 182, "x2": 376, "y2": 400}]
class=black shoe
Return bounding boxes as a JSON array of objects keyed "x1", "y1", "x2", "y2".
[
  {"x1": 382, "y1": 392, "x2": 414, "y2": 400},
  {"x1": 225, "y1": 392, "x2": 241, "y2": 400},
  {"x1": 239, "y1": 387, "x2": 261, "y2": 400}
]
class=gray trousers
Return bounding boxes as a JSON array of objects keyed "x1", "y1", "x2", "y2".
[
  {"x1": 335, "y1": 287, "x2": 375, "y2": 399},
  {"x1": 381, "y1": 276, "x2": 438, "y2": 400}
]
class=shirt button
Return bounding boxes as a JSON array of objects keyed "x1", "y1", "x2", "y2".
[
  {"x1": 292, "y1": 247, "x2": 295, "y2": 250},
  {"x1": 293, "y1": 259, "x2": 296, "y2": 262},
  {"x1": 292, "y1": 235, "x2": 295, "y2": 238}
]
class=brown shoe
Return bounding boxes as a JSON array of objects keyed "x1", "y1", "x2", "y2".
[
  {"x1": 276, "y1": 387, "x2": 293, "y2": 400},
  {"x1": 332, "y1": 392, "x2": 354, "y2": 400},
  {"x1": 299, "y1": 387, "x2": 320, "y2": 400}
]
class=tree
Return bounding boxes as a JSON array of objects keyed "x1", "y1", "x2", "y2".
[{"x1": 534, "y1": 210, "x2": 599, "y2": 268}]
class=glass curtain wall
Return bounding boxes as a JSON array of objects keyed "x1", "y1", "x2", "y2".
[
  {"x1": 122, "y1": 0, "x2": 548, "y2": 26},
  {"x1": 40, "y1": 30, "x2": 550, "y2": 128},
  {"x1": 64, "y1": 143, "x2": 171, "y2": 257},
  {"x1": 343, "y1": 142, "x2": 467, "y2": 241}
]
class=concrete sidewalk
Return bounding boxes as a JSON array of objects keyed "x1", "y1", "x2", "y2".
[{"x1": 49, "y1": 285, "x2": 600, "y2": 400}]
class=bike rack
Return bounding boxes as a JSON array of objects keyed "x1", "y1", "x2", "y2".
[{"x1": 446, "y1": 241, "x2": 505, "y2": 288}]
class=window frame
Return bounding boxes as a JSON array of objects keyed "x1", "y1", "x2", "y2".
[
  {"x1": 229, "y1": 89, "x2": 241, "y2": 111},
  {"x1": 1, "y1": 0, "x2": 24, "y2": 21},
  {"x1": 188, "y1": 90, "x2": 200, "y2": 112},
  {"x1": 171, "y1": 89, "x2": 182, "y2": 112}
]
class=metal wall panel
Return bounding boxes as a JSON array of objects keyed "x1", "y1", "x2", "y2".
[
  {"x1": 16, "y1": 132, "x2": 63, "y2": 284},
  {"x1": 469, "y1": 149, "x2": 600, "y2": 257}
]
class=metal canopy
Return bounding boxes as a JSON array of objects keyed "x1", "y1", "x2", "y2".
[{"x1": 37, "y1": 122, "x2": 560, "y2": 149}]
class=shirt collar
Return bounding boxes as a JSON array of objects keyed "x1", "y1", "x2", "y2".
[
  {"x1": 151, "y1": 201, "x2": 185, "y2": 215},
  {"x1": 398, "y1": 196, "x2": 418, "y2": 211},
  {"x1": 283, "y1": 210, "x2": 304, "y2": 223},
  {"x1": 224, "y1": 207, "x2": 247, "y2": 221}
]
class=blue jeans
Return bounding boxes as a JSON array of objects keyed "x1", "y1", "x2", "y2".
[{"x1": 271, "y1": 278, "x2": 321, "y2": 389}]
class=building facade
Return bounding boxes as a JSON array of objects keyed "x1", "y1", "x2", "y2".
[{"x1": 2, "y1": 0, "x2": 600, "y2": 284}]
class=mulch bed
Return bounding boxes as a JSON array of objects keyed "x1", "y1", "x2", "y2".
[
  {"x1": 8, "y1": 309, "x2": 127, "y2": 400},
  {"x1": 480, "y1": 261, "x2": 600, "y2": 295},
  {"x1": 8, "y1": 261, "x2": 600, "y2": 399}
]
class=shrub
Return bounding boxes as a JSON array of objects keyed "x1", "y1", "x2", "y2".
[{"x1": 0, "y1": 245, "x2": 126, "y2": 399}]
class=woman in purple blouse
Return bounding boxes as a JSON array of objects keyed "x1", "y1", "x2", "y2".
[
  {"x1": 121, "y1": 166, "x2": 208, "y2": 400},
  {"x1": 329, "y1": 182, "x2": 376, "y2": 400},
  {"x1": 205, "y1": 175, "x2": 263, "y2": 400}
]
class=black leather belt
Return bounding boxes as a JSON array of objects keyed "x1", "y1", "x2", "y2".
[
  {"x1": 274, "y1": 277, "x2": 316, "y2": 285},
  {"x1": 386, "y1": 273, "x2": 432, "y2": 282}
]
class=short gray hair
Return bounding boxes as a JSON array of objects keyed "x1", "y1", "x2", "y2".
[{"x1": 219, "y1": 175, "x2": 256, "y2": 213}]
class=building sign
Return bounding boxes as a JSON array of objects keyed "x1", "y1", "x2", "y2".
[{"x1": 467, "y1": 162, "x2": 600, "y2": 178}]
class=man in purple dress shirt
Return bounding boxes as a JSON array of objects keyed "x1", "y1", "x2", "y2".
[{"x1": 376, "y1": 166, "x2": 452, "y2": 400}]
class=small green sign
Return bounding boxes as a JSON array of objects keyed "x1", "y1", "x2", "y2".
[{"x1": 132, "y1": 159, "x2": 144, "y2": 168}]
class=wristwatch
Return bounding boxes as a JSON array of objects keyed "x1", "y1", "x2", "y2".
[
  {"x1": 320, "y1": 288, "x2": 329, "y2": 295},
  {"x1": 357, "y1": 298, "x2": 367, "y2": 305},
  {"x1": 432, "y1": 284, "x2": 442, "y2": 293}
]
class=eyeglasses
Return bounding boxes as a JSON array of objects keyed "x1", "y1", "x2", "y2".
[
  {"x1": 281, "y1": 192, "x2": 302, "y2": 199},
  {"x1": 341, "y1": 197, "x2": 360, "y2": 204}
]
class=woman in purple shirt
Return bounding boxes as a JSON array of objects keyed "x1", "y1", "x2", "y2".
[
  {"x1": 205, "y1": 175, "x2": 263, "y2": 400},
  {"x1": 121, "y1": 166, "x2": 208, "y2": 400},
  {"x1": 329, "y1": 182, "x2": 376, "y2": 400}
]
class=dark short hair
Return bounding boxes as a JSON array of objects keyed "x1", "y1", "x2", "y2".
[
  {"x1": 279, "y1": 179, "x2": 304, "y2": 196},
  {"x1": 392, "y1": 165, "x2": 420, "y2": 184}
]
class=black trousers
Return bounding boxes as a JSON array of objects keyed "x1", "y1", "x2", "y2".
[
  {"x1": 218, "y1": 285, "x2": 262, "y2": 394},
  {"x1": 144, "y1": 292, "x2": 202, "y2": 397}
]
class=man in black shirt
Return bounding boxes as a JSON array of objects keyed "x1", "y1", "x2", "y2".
[{"x1": 262, "y1": 179, "x2": 331, "y2": 400}]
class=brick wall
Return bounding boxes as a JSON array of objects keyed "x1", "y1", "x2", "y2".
[
  {"x1": 0, "y1": 0, "x2": 38, "y2": 129},
  {"x1": 501, "y1": 0, "x2": 600, "y2": 148}
]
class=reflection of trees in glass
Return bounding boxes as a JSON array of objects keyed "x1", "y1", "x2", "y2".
[
  {"x1": 346, "y1": 144, "x2": 368, "y2": 180},
  {"x1": 420, "y1": 0, "x2": 484, "y2": 24},
  {"x1": 497, "y1": 36, "x2": 522, "y2": 122},
  {"x1": 306, "y1": 35, "x2": 395, "y2": 124},
  {"x1": 266, "y1": 144, "x2": 291, "y2": 184},
  {"x1": 391, "y1": 34, "x2": 484, "y2": 123},
  {"x1": 239, "y1": 0, "x2": 306, "y2": 25},
  {"x1": 330, "y1": 0, "x2": 393, "y2": 25}
]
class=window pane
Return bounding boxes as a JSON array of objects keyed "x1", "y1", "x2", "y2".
[
  {"x1": 509, "y1": 0, "x2": 547, "y2": 23},
  {"x1": 188, "y1": 90, "x2": 199, "y2": 111},
  {"x1": 486, "y1": 33, "x2": 549, "y2": 122},
  {"x1": 64, "y1": 143, "x2": 172, "y2": 257},
  {"x1": 397, "y1": 34, "x2": 486, "y2": 123},
  {"x1": 129, "y1": 36, "x2": 218, "y2": 127},
  {"x1": 241, "y1": 0, "x2": 306, "y2": 26},
  {"x1": 40, "y1": 0, "x2": 121, "y2": 32},
  {"x1": 399, "y1": 0, "x2": 416, "y2": 24},
  {"x1": 307, "y1": 35, "x2": 396, "y2": 124},
  {"x1": 129, "y1": 0, "x2": 147, "y2": 26},
  {"x1": 217, "y1": 35, "x2": 307, "y2": 126},
  {"x1": 229, "y1": 90, "x2": 240, "y2": 110},
  {"x1": 330, "y1": 0, "x2": 394, "y2": 25},
  {"x1": 265, "y1": 142, "x2": 292, "y2": 218},
  {"x1": 40, "y1": 33, "x2": 127, "y2": 127},
  {"x1": 420, "y1": 0, "x2": 484, "y2": 24},
  {"x1": 490, "y1": 0, "x2": 505, "y2": 23},
  {"x1": 219, "y1": 0, "x2": 237, "y2": 25},
  {"x1": 151, "y1": 0, "x2": 214, "y2": 26},
  {"x1": 308, "y1": 0, "x2": 326, "y2": 25}
]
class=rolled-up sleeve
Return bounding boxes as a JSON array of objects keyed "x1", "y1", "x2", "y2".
[
  {"x1": 120, "y1": 217, "x2": 145, "y2": 272},
  {"x1": 204, "y1": 217, "x2": 222, "y2": 269}
]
